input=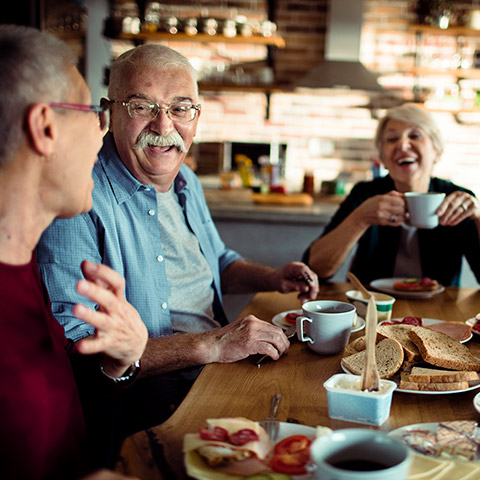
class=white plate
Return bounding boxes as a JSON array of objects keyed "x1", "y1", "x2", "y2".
[
  {"x1": 466, "y1": 317, "x2": 480, "y2": 337},
  {"x1": 370, "y1": 278, "x2": 445, "y2": 299},
  {"x1": 379, "y1": 318, "x2": 473, "y2": 343},
  {"x1": 185, "y1": 421, "x2": 317, "y2": 480},
  {"x1": 389, "y1": 422, "x2": 480, "y2": 458},
  {"x1": 272, "y1": 309, "x2": 365, "y2": 333},
  {"x1": 340, "y1": 362, "x2": 480, "y2": 395},
  {"x1": 474, "y1": 392, "x2": 480, "y2": 414}
]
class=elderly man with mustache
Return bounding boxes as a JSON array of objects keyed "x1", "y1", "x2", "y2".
[{"x1": 36, "y1": 44, "x2": 318, "y2": 439}]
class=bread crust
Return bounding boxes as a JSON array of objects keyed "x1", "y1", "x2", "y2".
[
  {"x1": 399, "y1": 380, "x2": 470, "y2": 391},
  {"x1": 401, "y1": 367, "x2": 479, "y2": 383}
]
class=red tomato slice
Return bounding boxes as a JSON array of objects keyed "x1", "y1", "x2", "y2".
[
  {"x1": 270, "y1": 435, "x2": 311, "y2": 474},
  {"x1": 285, "y1": 312, "x2": 300, "y2": 325},
  {"x1": 274, "y1": 434, "x2": 311, "y2": 455},
  {"x1": 270, "y1": 453, "x2": 308, "y2": 475}
]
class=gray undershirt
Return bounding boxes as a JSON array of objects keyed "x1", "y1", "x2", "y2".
[
  {"x1": 393, "y1": 223, "x2": 422, "y2": 278},
  {"x1": 156, "y1": 188, "x2": 219, "y2": 334}
]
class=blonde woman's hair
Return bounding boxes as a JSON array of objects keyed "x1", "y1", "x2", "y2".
[{"x1": 374, "y1": 103, "x2": 444, "y2": 155}]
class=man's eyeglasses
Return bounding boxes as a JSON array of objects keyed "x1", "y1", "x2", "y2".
[
  {"x1": 48, "y1": 102, "x2": 109, "y2": 132},
  {"x1": 107, "y1": 98, "x2": 200, "y2": 123}
]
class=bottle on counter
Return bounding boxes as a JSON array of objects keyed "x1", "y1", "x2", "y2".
[{"x1": 302, "y1": 170, "x2": 315, "y2": 196}]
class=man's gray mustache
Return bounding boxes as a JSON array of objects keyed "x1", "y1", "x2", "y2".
[{"x1": 134, "y1": 131, "x2": 187, "y2": 152}]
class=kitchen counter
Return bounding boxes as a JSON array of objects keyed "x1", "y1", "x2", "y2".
[{"x1": 204, "y1": 188, "x2": 343, "y2": 225}]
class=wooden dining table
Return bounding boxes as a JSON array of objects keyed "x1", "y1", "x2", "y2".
[{"x1": 115, "y1": 282, "x2": 480, "y2": 479}]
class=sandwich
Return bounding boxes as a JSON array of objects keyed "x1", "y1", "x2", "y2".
[
  {"x1": 183, "y1": 417, "x2": 273, "y2": 477},
  {"x1": 393, "y1": 277, "x2": 440, "y2": 292}
]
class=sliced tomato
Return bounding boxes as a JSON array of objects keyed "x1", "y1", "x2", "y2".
[
  {"x1": 285, "y1": 313, "x2": 300, "y2": 325},
  {"x1": 274, "y1": 435, "x2": 311, "y2": 455},
  {"x1": 270, "y1": 435, "x2": 311, "y2": 475},
  {"x1": 270, "y1": 453, "x2": 308, "y2": 475}
]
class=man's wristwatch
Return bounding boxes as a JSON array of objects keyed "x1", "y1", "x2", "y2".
[{"x1": 100, "y1": 359, "x2": 141, "y2": 384}]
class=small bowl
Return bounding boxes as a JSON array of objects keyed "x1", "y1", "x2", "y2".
[
  {"x1": 346, "y1": 290, "x2": 395, "y2": 323},
  {"x1": 323, "y1": 373, "x2": 397, "y2": 426}
]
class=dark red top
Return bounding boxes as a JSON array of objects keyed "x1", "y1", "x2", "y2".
[{"x1": 0, "y1": 256, "x2": 90, "y2": 479}]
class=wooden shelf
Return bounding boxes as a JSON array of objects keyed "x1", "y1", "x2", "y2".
[
  {"x1": 412, "y1": 67, "x2": 480, "y2": 79},
  {"x1": 116, "y1": 32, "x2": 286, "y2": 48},
  {"x1": 409, "y1": 24, "x2": 480, "y2": 37},
  {"x1": 198, "y1": 82, "x2": 288, "y2": 94}
]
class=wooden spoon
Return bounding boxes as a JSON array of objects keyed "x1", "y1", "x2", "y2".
[
  {"x1": 347, "y1": 272, "x2": 371, "y2": 300},
  {"x1": 360, "y1": 296, "x2": 380, "y2": 392}
]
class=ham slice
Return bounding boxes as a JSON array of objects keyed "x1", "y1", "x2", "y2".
[{"x1": 426, "y1": 322, "x2": 472, "y2": 342}]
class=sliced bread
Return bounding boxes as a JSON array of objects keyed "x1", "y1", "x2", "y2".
[
  {"x1": 401, "y1": 367, "x2": 479, "y2": 383},
  {"x1": 399, "y1": 380, "x2": 470, "y2": 391},
  {"x1": 408, "y1": 327, "x2": 480, "y2": 371},
  {"x1": 377, "y1": 324, "x2": 421, "y2": 363},
  {"x1": 342, "y1": 338, "x2": 404, "y2": 379},
  {"x1": 343, "y1": 335, "x2": 367, "y2": 357}
]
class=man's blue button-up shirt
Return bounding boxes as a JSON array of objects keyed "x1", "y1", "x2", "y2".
[{"x1": 36, "y1": 133, "x2": 242, "y2": 341}]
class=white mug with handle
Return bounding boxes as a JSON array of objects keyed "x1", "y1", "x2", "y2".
[{"x1": 296, "y1": 300, "x2": 356, "y2": 355}]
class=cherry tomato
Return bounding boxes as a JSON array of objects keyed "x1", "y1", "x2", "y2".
[{"x1": 285, "y1": 313, "x2": 300, "y2": 325}]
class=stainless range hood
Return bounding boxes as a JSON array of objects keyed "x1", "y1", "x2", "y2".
[{"x1": 296, "y1": 0, "x2": 383, "y2": 92}]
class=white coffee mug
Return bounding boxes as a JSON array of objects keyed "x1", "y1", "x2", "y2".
[
  {"x1": 296, "y1": 300, "x2": 355, "y2": 355},
  {"x1": 311, "y1": 428, "x2": 411, "y2": 480},
  {"x1": 405, "y1": 192, "x2": 446, "y2": 229}
]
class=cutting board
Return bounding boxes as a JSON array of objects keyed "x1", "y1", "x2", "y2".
[{"x1": 251, "y1": 193, "x2": 314, "y2": 206}]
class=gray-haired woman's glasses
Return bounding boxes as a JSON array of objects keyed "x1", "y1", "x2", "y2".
[
  {"x1": 49, "y1": 102, "x2": 108, "y2": 131},
  {"x1": 107, "y1": 98, "x2": 200, "y2": 123}
]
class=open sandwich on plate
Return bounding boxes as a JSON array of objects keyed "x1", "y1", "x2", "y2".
[{"x1": 183, "y1": 417, "x2": 332, "y2": 478}]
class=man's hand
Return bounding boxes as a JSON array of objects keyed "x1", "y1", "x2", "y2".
[
  {"x1": 274, "y1": 262, "x2": 319, "y2": 303},
  {"x1": 206, "y1": 315, "x2": 290, "y2": 363},
  {"x1": 74, "y1": 260, "x2": 148, "y2": 378}
]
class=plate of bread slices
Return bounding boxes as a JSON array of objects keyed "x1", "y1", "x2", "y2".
[
  {"x1": 370, "y1": 277, "x2": 444, "y2": 299},
  {"x1": 341, "y1": 318, "x2": 480, "y2": 394}
]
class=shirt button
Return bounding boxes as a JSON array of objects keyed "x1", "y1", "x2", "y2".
[
  {"x1": 148, "y1": 209, "x2": 155, "y2": 216},
  {"x1": 157, "y1": 255, "x2": 164, "y2": 262},
  {"x1": 161, "y1": 302, "x2": 168, "y2": 309},
  {"x1": 145, "y1": 187, "x2": 151, "y2": 192}
]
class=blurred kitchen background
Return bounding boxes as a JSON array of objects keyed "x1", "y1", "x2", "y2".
[{"x1": 6, "y1": 0, "x2": 480, "y2": 312}]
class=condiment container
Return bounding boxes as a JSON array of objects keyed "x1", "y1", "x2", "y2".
[
  {"x1": 323, "y1": 373, "x2": 396, "y2": 426},
  {"x1": 345, "y1": 290, "x2": 395, "y2": 323}
]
